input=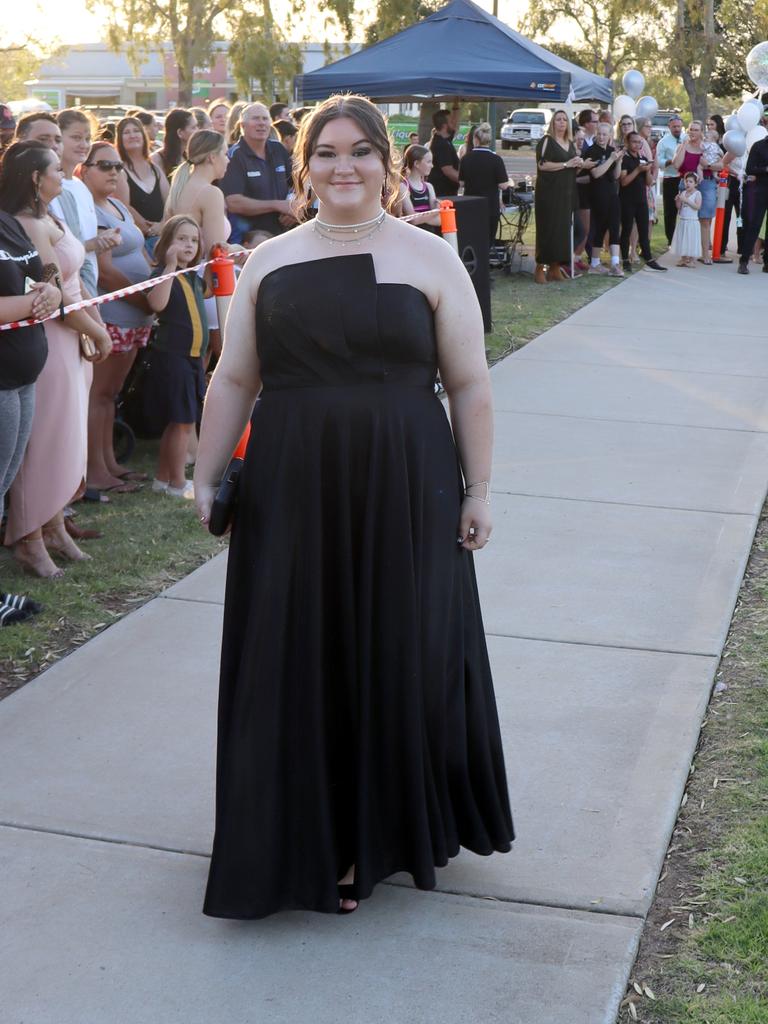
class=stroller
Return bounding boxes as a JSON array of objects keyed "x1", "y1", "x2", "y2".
[{"x1": 489, "y1": 183, "x2": 534, "y2": 274}]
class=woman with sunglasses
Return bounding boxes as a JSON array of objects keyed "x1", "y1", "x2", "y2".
[
  {"x1": 114, "y1": 116, "x2": 169, "y2": 251},
  {"x1": 81, "y1": 143, "x2": 153, "y2": 494}
]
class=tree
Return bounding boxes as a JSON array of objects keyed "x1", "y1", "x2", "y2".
[
  {"x1": 89, "y1": 0, "x2": 357, "y2": 106},
  {"x1": 521, "y1": 0, "x2": 663, "y2": 80},
  {"x1": 227, "y1": 3, "x2": 303, "y2": 102},
  {"x1": 712, "y1": 0, "x2": 768, "y2": 98},
  {"x1": 671, "y1": 0, "x2": 720, "y2": 121},
  {"x1": 88, "y1": 0, "x2": 240, "y2": 106},
  {"x1": 364, "y1": 0, "x2": 443, "y2": 46},
  {"x1": 0, "y1": 43, "x2": 45, "y2": 102}
]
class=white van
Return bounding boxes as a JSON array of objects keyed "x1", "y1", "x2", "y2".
[{"x1": 500, "y1": 108, "x2": 552, "y2": 149}]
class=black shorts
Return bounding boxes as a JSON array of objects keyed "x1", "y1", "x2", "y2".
[
  {"x1": 143, "y1": 347, "x2": 205, "y2": 427},
  {"x1": 577, "y1": 182, "x2": 592, "y2": 211}
]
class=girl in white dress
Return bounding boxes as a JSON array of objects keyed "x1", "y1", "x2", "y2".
[{"x1": 672, "y1": 172, "x2": 703, "y2": 266}]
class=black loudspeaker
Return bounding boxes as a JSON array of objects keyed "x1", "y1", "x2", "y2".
[{"x1": 437, "y1": 194, "x2": 492, "y2": 332}]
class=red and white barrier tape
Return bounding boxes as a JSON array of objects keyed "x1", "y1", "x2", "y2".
[
  {"x1": 0, "y1": 213, "x2": 443, "y2": 333},
  {"x1": 0, "y1": 259, "x2": 217, "y2": 333}
]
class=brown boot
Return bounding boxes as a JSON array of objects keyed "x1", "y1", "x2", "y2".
[
  {"x1": 546, "y1": 262, "x2": 566, "y2": 281},
  {"x1": 534, "y1": 263, "x2": 548, "y2": 284}
]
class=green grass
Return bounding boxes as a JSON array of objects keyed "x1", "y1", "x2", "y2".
[
  {"x1": 627, "y1": 508, "x2": 768, "y2": 1023},
  {"x1": 0, "y1": 441, "x2": 225, "y2": 697}
]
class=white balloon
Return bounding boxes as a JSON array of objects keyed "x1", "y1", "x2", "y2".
[
  {"x1": 746, "y1": 41, "x2": 768, "y2": 89},
  {"x1": 622, "y1": 69, "x2": 645, "y2": 100},
  {"x1": 612, "y1": 94, "x2": 637, "y2": 121},
  {"x1": 724, "y1": 114, "x2": 741, "y2": 132},
  {"x1": 746, "y1": 125, "x2": 768, "y2": 148},
  {"x1": 635, "y1": 95, "x2": 659, "y2": 120},
  {"x1": 722, "y1": 129, "x2": 747, "y2": 156},
  {"x1": 737, "y1": 100, "x2": 761, "y2": 131}
]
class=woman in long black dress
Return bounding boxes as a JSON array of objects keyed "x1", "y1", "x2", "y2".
[
  {"x1": 194, "y1": 94, "x2": 513, "y2": 919},
  {"x1": 533, "y1": 109, "x2": 582, "y2": 283}
]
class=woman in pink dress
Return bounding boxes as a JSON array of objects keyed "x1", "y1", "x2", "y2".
[{"x1": 0, "y1": 141, "x2": 112, "y2": 578}]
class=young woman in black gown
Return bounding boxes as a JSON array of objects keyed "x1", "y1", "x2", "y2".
[{"x1": 194, "y1": 95, "x2": 513, "y2": 919}]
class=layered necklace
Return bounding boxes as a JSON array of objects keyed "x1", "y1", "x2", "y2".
[{"x1": 313, "y1": 209, "x2": 386, "y2": 246}]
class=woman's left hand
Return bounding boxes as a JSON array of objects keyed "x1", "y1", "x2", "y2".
[
  {"x1": 195, "y1": 482, "x2": 217, "y2": 531},
  {"x1": 457, "y1": 497, "x2": 492, "y2": 551},
  {"x1": 29, "y1": 281, "x2": 61, "y2": 320}
]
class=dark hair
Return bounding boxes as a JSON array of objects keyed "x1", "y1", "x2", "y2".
[
  {"x1": 683, "y1": 171, "x2": 698, "y2": 185},
  {"x1": 97, "y1": 123, "x2": 116, "y2": 143},
  {"x1": 15, "y1": 111, "x2": 58, "y2": 140},
  {"x1": 0, "y1": 140, "x2": 57, "y2": 216},
  {"x1": 133, "y1": 110, "x2": 156, "y2": 132},
  {"x1": 626, "y1": 131, "x2": 642, "y2": 145},
  {"x1": 290, "y1": 106, "x2": 311, "y2": 124},
  {"x1": 270, "y1": 102, "x2": 289, "y2": 120},
  {"x1": 578, "y1": 109, "x2": 595, "y2": 127},
  {"x1": 115, "y1": 116, "x2": 150, "y2": 171},
  {"x1": 273, "y1": 118, "x2": 297, "y2": 141},
  {"x1": 709, "y1": 113, "x2": 725, "y2": 138},
  {"x1": 153, "y1": 213, "x2": 202, "y2": 267},
  {"x1": 159, "y1": 108, "x2": 194, "y2": 177},
  {"x1": 404, "y1": 143, "x2": 429, "y2": 171},
  {"x1": 432, "y1": 109, "x2": 451, "y2": 132},
  {"x1": 465, "y1": 123, "x2": 478, "y2": 152},
  {"x1": 57, "y1": 108, "x2": 97, "y2": 136},
  {"x1": 189, "y1": 106, "x2": 212, "y2": 130},
  {"x1": 293, "y1": 94, "x2": 399, "y2": 218}
]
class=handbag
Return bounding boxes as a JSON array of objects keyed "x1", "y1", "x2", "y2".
[{"x1": 208, "y1": 456, "x2": 244, "y2": 536}]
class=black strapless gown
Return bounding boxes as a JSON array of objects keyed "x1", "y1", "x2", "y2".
[{"x1": 203, "y1": 253, "x2": 513, "y2": 919}]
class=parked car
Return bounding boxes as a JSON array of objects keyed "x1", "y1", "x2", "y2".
[
  {"x1": 648, "y1": 110, "x2": 683, "y2": 142},
  {"x1": 500, "y1": 108, "x2": 552, "y2": 150}
]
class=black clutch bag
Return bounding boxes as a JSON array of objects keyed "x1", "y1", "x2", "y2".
[{"x1": 208, "y1": 457, "x2": 244, "y2": 536}]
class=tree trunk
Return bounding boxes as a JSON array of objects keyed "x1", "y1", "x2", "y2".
[{"x1": 418, "y1": 101, "x2": 439, "y2": 144}]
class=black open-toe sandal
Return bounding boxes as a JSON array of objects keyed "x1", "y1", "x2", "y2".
[{"x1": 338, "y1": 884, "x2": 358, "y2": 915}]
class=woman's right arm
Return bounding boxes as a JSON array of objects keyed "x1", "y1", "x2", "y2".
[{"x1": 194, "y1": 253, "x2": 263, "y2": 523}]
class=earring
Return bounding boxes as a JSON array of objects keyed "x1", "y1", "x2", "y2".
[{"x1": 33, "y1": 183, "x2": 41, "y2": 205}]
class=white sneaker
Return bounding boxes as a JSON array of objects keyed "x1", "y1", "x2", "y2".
[
  {"x1": 588, "y1": 263, "x2": 609, "y2": 274},
  {"x1": 151, "y1": 478, "x2": 169, "y2": 493},
  {"x1": 166, "y1": 480, "x2": 195, "y2": 500}
]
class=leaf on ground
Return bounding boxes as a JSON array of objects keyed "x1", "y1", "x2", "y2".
[
  {"x1": 696, "y1": 983, "x2": 706, "y2": 993},
  {"x1": 642, "y1": 984, "x2": 656, "y2": 1000},
  {"x1": 660, "y1": 919, "x2": 676, "y2": 931}
]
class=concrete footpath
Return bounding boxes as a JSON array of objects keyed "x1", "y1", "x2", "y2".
[{"x1": 2, "y1": 256, "x2": 767, "y2": 1023}]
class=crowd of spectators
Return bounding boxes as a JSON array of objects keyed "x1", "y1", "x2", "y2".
[{"x1": 0, "y1": 93, "x2": 766, "y2": 625}]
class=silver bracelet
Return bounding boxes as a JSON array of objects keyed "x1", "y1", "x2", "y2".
[{"x1": 464, "y1": 480, "x2": 490, "y2": 504}]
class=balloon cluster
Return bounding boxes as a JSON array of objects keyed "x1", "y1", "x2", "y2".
[
  {"x1": 720, "y1": 46, "x2": 768, "y2": 157},
  {"x1": 613, "y1": 71, "x2": 658, "y2": 126}
]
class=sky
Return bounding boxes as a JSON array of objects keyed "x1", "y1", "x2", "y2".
[{"x1": 19, "y1": 0, "x2": 528, "y2": 47}]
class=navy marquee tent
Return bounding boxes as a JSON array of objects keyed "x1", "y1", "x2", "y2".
[{"x1": 295, "y1": 0, "x2": 613, "y2": 105}]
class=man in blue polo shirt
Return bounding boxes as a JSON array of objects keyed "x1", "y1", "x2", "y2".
[{"x1": 219, "y1": 102, "x2": 297, "y2": 245}]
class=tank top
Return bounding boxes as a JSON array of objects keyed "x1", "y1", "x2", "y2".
[
  {"x1": 127, "y1": 164, "x2": 165, "y2": 222},
  {"x1": 680, "y1": 149, "x2": 709, "y2": 179},
  {"x1": 407, "y1": 179, "x2": 432, "y2": 214}
]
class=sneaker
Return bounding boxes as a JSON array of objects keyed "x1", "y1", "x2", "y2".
[
  {"x1": 608, "y1": 264, "x2": 625, "y2": 277},
  {"x1": 645, "y1": 259, "x2": 668, "y2": 272},
  {"x1": 738, "y1": 262, "x2": 749, "y2": 275},
  {"x1": 588, "y1": 263, "x2": 609, "y2": 274},
  {"x1": 166, "y1": 480, "x2": 195, "y2": 500},
  {"x1": 151, "y1": 478, "x2": 169, "y2": 493},
  {"x1": 622, "y1": 259, "x2": 632, "y2": 273}
]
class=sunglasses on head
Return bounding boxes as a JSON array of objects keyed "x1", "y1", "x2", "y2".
[{"x1": 85, "y1": 159, "x2": 124, "y2": 172}]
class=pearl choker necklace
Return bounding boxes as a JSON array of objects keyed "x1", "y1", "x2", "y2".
[
  {"x1": 314, "y1": 210, "x2": 386, "y2": 233},
  {"x1": 313, "y1": 210, "x2": 386, "y2": 246}
]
